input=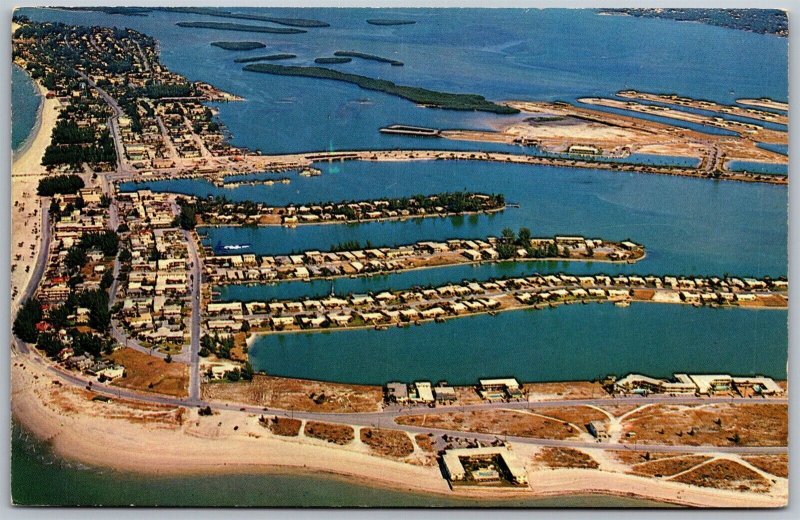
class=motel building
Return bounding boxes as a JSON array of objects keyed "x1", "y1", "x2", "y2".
[{"x1": 442, "y1": 446, "x2": 529, "y2": 487}]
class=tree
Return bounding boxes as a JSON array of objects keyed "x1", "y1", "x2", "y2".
[
  {"x1": 100, "y1": 270, "x2": 115, "y2": 290},
  {"x1": 165, "y1": 353, "x2": 173, "y2": 363},
  {"x1": 177, "y1": 204, "x2": 196, "y2": 230},
  {"x1": 36, "y1": 332, "x2": 64, "y2": 358},
  {"x1": 36, "y1": 175, "x2": 85, "y2": 196},
  {"x1": 13, "y1": 298, "x2": 43, "y2": 343},
  {"x1": 517, "y1": 227, "x2": 532, "y2": 245},
  {"x1": 501, "y1": 227, "x2": 516, "y2": 242}
]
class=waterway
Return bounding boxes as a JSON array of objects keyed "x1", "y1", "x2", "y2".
[
  {"x1": 13, "y1": 6, "x2": 789, "y2": 506},
  {"x1": 127, "y1": 160, "x2": 787, "y2": 279},
  {"x1": 249, "y1": 304, "x2": 787, "y2": 385}
]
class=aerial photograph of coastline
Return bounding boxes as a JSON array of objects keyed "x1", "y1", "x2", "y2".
[{"x1": 8, "y1": 5, "x2": 789, "y2": 508}]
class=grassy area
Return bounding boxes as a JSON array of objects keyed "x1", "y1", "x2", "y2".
[
  {"x1": 396, "y1": 409, "x2": 581, "y2": 440},
  {"x1": 315, "y1": 57, "x2": 352, "y2": 64},
  {"x1": 201, "y1": 374, "x2": 382, "y2": 413},
  {"x1": 108, "y1": 347, "x2": 189, "y2": 397},
  {"x1": 742, "y1": 455, "x2": 788, "y2": 478},
  {"x1": 630, "y1": 455, "x2": 712, "y2": 477},
  {"x1": 533, "y1": 447, "x2": 599, "y2": 469},
  {"x1": 672, "y1": 459, "x2": 772, "y2": 493},
  {"x1": 367, "y1": 19, "x2": 416, "y2": 26},
  {"x1": 176, "y1": 21, "x2": 306, "y2": 34},
  {"x1": 621, "y1": 403, "x2": 788, "y2": 447},
  {"x1": 211, "y1": 41, "x2": 266, "y2": 51},
  {"x1": 360, "y1": 428, "x2": 414, "y2": 457},
  {"x1": 304, "y1": 421, "x2": 354, "y2": 445},
  {"x1": 234, "y1": 54, "x2": 296, "y2": 63},
  {"x1": 242, "y1": 63, "x2": 518, "y2": 114},
  {"x1": 334, "y1": 51, "x2": 403, "y2": 66},
  {"x1": 261, "y1": 416, "x2": 302, "y2": 437}
]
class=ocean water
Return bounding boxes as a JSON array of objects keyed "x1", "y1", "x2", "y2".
[
  {"x1": 12, "y1": 7, "x2": 788, "y2": 506},
  {"x1": 11, "y1": 63, "x2": 42, "y2": 155}
]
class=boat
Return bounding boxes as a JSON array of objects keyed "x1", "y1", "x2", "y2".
[
  {"x1": 215, "y1": 240, "x2": 252, "y2": 252},
  {"x1": 614, "y1": 300, "x2": 631, "y2": 308}
]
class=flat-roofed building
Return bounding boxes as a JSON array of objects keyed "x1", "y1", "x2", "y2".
[{"x1": 442, "y1": 446, "x2": 528, "y2": 486}]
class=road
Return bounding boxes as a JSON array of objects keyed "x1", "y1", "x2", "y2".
[{"x1": 183, "y1": 229, "x2": 203, "y2": 401}]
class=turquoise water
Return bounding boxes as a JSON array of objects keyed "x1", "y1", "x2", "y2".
[
  {"x1": 13, "y1": 7, "x2": 788, "y2": 506},
  {"x1": 250, "y1": 305, "x2": 788, "y2": 385},
  {"x1": 20, "y1": 7, "x2": 787, "y2": 155},
  {"x1": 130, "y1": 160, "x2": 787, "y2": 278},
  {"x1": 728, "y1": 160, "x2": 788, "y2": 175},
  {"x1": 11, "y1": 421, "x2": 661, "y2": 507},
  {"x1": 11, "y1": 63, "x2": 42, "y2": 154}
]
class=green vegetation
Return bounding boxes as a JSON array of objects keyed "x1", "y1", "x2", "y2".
[
  {"x1": 366, "y1": 19, "x2": 416, "y2": 26},
  {"x1": 37, "y1": 175, "x2": 85, "y2": 196},
  {"x1": 175, "y1": 21, "x2": 306, "y2": 35},
  {"x1": 314, "y1": 57, "x2": 352, "y2": 64},
  {"x1": 242, "y1": 64, "x2": 519, "y2": 114},
  {"x1": 234, "y1": 54, "x2": 297, "y2": 63},
  {"x1": 62, "y1": 7, "x2": 331, "y2": 27},
  {"x1": 334, "y1": 51, "x2": 403, "y2": 66},
  {"x1": 211, "y1": 41, "x2": 266, "y2": 51},
  {"x1": 600, "y1": 8, "x2": 788, "y2": 37},
  {"x1": 13, "y1": 299, "x2": 43, "y2": 344},
  {"x1": 496, "y1": 227, "x2": 565, "y2": 260},
  {"x1": 176, "y1": 202, "x2": 198, "y2": 230},
  {"x1": 142, "y1": 82, "x2": 193, "y2": 99},
  {"x1": 158, "y1": 8, "x2": 329, "y2": 27},
  {"x1": 64, "y1": 231, "x2": 120, "y2": 272},
  {"x1": 329, "y1": 240, "x2": 374, "y2": 252}
]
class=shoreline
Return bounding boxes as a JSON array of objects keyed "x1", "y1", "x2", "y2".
[
  {"x1": 10, "y1": 348, "x2": 786, "y2": 508},
  {"x1": 11, "y1": 63, "x2": 44, "y2": 161}
]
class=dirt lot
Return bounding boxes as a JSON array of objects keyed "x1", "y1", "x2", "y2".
[
  {"x1": 396, "y1": 410, "x2": 580, "y2": 440},
  {"x1": 532, "y1": 447, "x2": 599, "y2": 469},
  {"x1": 671, "y1": 459, "x2": 772, "y2": 493},
  {"x1": 259, "y1": 416, "x2": 301, "y2": 437},
  {"x1": 109, "y1": 347, "x2": 189, "y2": 397},
  {"x1": 360, "y1": 428, "x2": 414, "y2": 458},
  {"x1": 630, "y1": 455, "x2": 711, "y2": 477},
  {"x1": 743, "y1": 455, "x2": 788, "y2": 478},
  {"x1": 202, "y1": 375, "x2": 382, "y2": 413},
  {"x1": 304, "y1": 421, "x2": 355, "y2": 445},
  {"x1": 611, "y1": 450, "x2": 688, "y2": 465},
  {"x1": 621, "y1": 403, "x2": 787, "y2": 447},
  {"x1": 535, "y1": 406, "x2": 609, "y2": 431},
  {"x1": 525, "y1": 381, "x2": 607, "y2": 401},
  {"x1": 415, "y1": 433, "x2": 436, "y2": 453}
]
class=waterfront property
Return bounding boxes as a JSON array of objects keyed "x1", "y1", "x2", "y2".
[
  {"x1": 613, "y1": 373, "x2": 783, "y2": 397},
  {"x1": 443, "y1": 446, "x2": 529, "y2": 487}
]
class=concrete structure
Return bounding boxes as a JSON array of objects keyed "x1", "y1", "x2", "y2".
[{"x1": 442, "y1": 446, "x2": 529, "y2": 486}]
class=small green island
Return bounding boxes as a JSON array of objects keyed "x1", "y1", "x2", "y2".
[
  {"x1": 366, "y1": 19, "x2": 416, "y2": 26},
  {"x1": 242, "y1": 64, "x2": 519, "y2": 114},
  {"x1": 211, "y1": 41, "x2": 266, "y2": 51},
  {"x1": 175, "y1": 21, "x2": 307, "y2": 34},
  {"x1": 315, "y1": 57, "x2": 352, "y2": 64},
  {"x1": 334, "y1": 51, "x2": 403, "y2": 66},
  {"x1": 234, "y1": 54, "x2": 297, "y2": 63}
]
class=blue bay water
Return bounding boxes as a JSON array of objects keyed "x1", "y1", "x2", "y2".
[
  {"x1": 127, "y1": 160, "x2": 787, "y2": 279},
  {"x1": 14, "y1": 7, "x2": 789, "y2": 505},
  {"x1": 249, "y1": 304, "x2": 787, "y2": 385},
  {"x1": 728, "y1": 160, "x2": 788, "y2": 175},
  {"x1": 11, "y1": 63, "x2": 42, "y2": 154}
]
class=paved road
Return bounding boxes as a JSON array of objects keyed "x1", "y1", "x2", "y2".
[
  {"x1": 13, "y1": 342, "x2": 786, "y2": 456},
  {"x1": 184, "y1": 229, "x2": 203, "y2": 401}
]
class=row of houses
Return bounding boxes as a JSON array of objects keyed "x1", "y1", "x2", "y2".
[
  {"x1": 613, "y1": 373, "x2": 783, "y2": 396},
  {"x1": 114, "y1": 196, "x2": 192, "y2": 348}
]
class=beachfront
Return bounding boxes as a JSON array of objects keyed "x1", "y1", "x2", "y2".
[{"x1": 9, "y1": 10, "x2": 789, "y2": 508}]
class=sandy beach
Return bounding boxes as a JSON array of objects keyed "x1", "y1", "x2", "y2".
[
  {"x1": 10, "y1": 62, "x2": 60, "y2": 312},
  {"x1": 10, "y1": 349, "x2": 787, "y2": 508}
]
